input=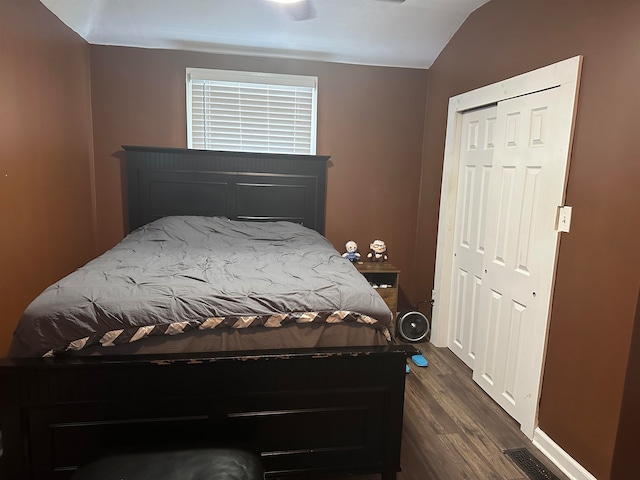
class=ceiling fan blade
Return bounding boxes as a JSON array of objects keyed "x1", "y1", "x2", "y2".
[{"x1": 286, "y1": 0, "x2": 316, "y2": 21}]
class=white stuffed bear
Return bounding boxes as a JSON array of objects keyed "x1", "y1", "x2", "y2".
[{"x1": 342, "y1": 240, "x2": 361, "y2": 262}]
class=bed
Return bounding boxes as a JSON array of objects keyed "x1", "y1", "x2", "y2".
[{"x1": 0, "y1": 146, "x2": 414, "y2": 480}]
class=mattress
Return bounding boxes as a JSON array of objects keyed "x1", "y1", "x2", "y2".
[{"x1": 9, "y1": 216, "x2": 393, "y2": 357}]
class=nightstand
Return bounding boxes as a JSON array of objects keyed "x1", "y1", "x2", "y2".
[{"x1": 355, "y1": 262, "x2": 400, "y2": 314}]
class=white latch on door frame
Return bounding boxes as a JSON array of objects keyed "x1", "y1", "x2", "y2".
[{"x1": 556, "y1": 206, "x2": 572, "y2": 233}]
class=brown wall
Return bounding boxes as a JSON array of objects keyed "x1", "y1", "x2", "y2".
[
  {"x1": 7, "y1": 1, "x2": 639, "y2": 478},
  {"x1": 89, "y1": 46, "x2": 428, "y2": 310},
  {"x1": 415, "y1": 1, "x2": 640, "y2": 478},
  {"x1": 0, "y1": 0, "x2": 95, "y2": 356},
  {"x1": 611, "y1": 288, "x2": 640, "y2": 479}
]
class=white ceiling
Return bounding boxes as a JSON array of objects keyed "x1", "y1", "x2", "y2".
[{"x1": 40, "y1": 0, "x2": 489, "y2": 69}]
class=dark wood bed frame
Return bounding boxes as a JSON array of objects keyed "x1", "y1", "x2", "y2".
[
  {"x1": 0, "y1": 147, "x2": 414, "y2": 480},
  {"x1": 124, "y1": 145, "x2": 330, "y2": 233}
]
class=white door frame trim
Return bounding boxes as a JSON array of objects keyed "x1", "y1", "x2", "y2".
[{"x1": 431, "y1": 56, "x2": 583, "y2": 349}]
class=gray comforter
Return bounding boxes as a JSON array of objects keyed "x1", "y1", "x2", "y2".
[{"x1": 9, "y1": 216, "x2": 392, "y2": 357}]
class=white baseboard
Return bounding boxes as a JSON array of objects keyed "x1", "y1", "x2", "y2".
[{"x1": 533, "y1": 428, "x2": 598, "y2": 480}]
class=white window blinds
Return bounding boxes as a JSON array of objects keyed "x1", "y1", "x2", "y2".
[{"x1": 187, "y1": 68, "x2": 318, "y2": 155}]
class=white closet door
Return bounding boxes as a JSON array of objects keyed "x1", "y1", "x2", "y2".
[
  {"x1": 472, "y1": 85, "x2": 574, "y2": 436},
  {"x1": 448, "y1": 105, "x2": 497, "y2": 368}
]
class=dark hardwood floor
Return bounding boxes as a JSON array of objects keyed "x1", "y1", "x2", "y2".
[{"x1": 330, "y1": 342, "x2": 570, "y2": 480}]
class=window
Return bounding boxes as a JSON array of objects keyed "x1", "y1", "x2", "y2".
[{"x1": 186, "y1": 68, "x2": 318, "y2": 155}]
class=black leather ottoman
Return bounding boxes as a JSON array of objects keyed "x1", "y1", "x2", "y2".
[{"x1": 71, "y1": 448, "x2": 264, "y2": 480}]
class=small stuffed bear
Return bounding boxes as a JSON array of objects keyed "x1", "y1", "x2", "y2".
[
  {"x1": 367, "y1": 239, "x2": 388, "y2": 262},
  {"x1": 342, "y1": 240, "x2": 361, "y2": 262}
]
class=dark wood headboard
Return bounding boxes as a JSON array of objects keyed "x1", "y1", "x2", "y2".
[{"x1": 124, "y1": 146, "x2": 330, "y2": 234}]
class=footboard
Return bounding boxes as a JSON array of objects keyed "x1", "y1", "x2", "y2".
[{"x1": 0, "y1": 346, "x2": 411, "y2": 480}]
